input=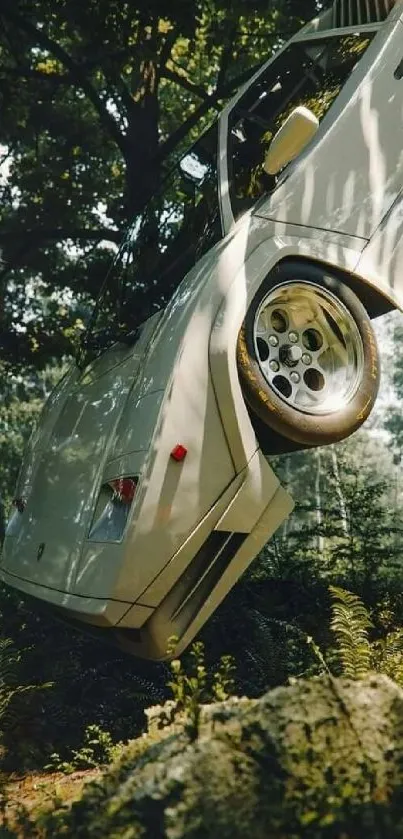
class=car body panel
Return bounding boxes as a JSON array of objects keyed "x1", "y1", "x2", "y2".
[
  {"x1": 132, "y1": 472, "x2": 247, "y2": 610},
  {"x1": 172, "y1": 482, "x2": 293, "y2": 660},
  {"x1": 2, "y1": 344, "x2": 152, "y2": 589},
  {"x1": 75, "y1": 368, "x2": 236, "y2": 602},
  {"x1": 355, "y1": 190, "x2": 403, "y2": 304},
  {"x1": 0, "y1": 222, "x2": 371, "y2": 652},
  {"x1": 0, "y1": 566, "x2": 133, "y2": 625},
  {"x1": 254, "y1": 18, "x2": 403, "y2": 241},
  {"x1": 210, "y1": 218, "x2": 367, "y2": 470},
  {"x1": 219, "y1": 16, "x2": 403, "y2": 246},
  {"x1": 3, "y1": 2, "x2": 403, "y2": 658},
  {"x1": 117, "y1": 477, "x2": 293, "y2": 660}
]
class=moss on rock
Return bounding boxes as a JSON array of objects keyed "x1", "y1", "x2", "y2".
[{"x1": 42, "y1": 675, "x2": 403, "y2": 838}]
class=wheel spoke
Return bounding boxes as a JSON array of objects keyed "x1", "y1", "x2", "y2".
[
  {"x1": 256, "y1": 307, "x2": 271, "y2": 336},
  {"x1": 253, "y1": 282, "x2": 364, "y2": 417},
  {"x1": 288, "y1": 384, "x2": 302, "y2": 407}
]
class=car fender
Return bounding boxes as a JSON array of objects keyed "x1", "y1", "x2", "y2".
[
  {"x1": 355, "y1": 193, "x2": 403, "y2": 313},
  {"x1": 209, "y1": 232, "x2": 362, "y2": 471}
]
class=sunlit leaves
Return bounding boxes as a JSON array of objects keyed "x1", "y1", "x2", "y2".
[{"x1": 0, "y1": 0, "x2": 324, "y2": 367}]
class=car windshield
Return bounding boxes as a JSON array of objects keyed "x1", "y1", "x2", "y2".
[
  {"x1": 229, "y1": 32, "x2": 376, "y2": 220},
  {"x1": 83, "y1": 122, "x2": 221, "y2": 358}
]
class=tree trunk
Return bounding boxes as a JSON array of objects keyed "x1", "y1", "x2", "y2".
[
  {"x1": 0, "y1": 495, "x2": 5, "y2": 545},
  {"x1": 315, "y1": 447, "x2": 325, "y2": 557},
  {"x1": 281, "y1": 453, "x2": 291, "y2": 545},
  {"x1": 53, "y1": 674, "x2": 403, "y2": 838},
  {"x1": 124, "y1": 24, "x2": 161, "y2": 218},
  {"x1": 331, "y1": 444, "x2": 349, "y2": 537}
]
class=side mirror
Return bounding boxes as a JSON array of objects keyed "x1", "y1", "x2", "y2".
[
  {"x1": 264, "y1": 106, "x2": 319, "y2": 176},
  {"x1": 179, "y1": 153, "x2": 209, "y2": 186}
]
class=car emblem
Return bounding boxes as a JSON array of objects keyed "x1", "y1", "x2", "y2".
[{"x1": 37, "y1": 542, "x2": 45, "y2": 562}]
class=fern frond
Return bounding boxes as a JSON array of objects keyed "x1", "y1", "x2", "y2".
[
  {"x1": 0, "y1": 635, "x2": 53, "y2": 740},
  {"x1": 371, "y1": 629, "x2": 403, "y2": 687},
  {"x1": 329, "y1": 586, "x2": 372, "y2": 680}
]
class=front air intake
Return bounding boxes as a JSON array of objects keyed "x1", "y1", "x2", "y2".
[{"x1": 332, "y1": 0, "x2": 396, "y2": 26}]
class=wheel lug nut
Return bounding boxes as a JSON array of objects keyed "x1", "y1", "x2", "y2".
[
  {"x1": 268, "y1": 335, "x2": 279, "y2": 347},
  {"x1": 290, "y1": 371, "x2": 300, "y2": 384},
  {"x1": 269, "y1": 360, "x2": 280, "y2": 373},
  {"x1": 289, "y1": 332, "x2": 298, "y2": 344},
  {"x1": 302, "y1": 353, "x2": 312, "y2": 365}
]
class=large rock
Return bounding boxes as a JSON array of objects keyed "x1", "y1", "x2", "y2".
[{"x1": 52, "y1": 675, "x2": 403, "y2": 838}]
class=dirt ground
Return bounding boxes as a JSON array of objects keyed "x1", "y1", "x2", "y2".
[{"x1": 2, "y1": 768, "x2": 103, "y2": 833}]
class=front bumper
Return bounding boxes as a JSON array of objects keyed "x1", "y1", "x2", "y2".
[
  {"x1": 0, "y1": 566, "x2": 148, "y2": 627},
  {"x1": 1, "y1": 450, "x2": 293, "y2": 660}
]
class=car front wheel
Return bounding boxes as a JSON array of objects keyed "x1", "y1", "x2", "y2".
[{"x1": 237, "y1": 261, "x2": 380, "y2": 448}]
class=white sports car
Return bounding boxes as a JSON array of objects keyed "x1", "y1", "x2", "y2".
[{"x1": 2, "y1": 0, "x2": 403, "y2": 659}]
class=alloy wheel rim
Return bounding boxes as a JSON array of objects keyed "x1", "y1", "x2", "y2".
[{"x1": 253, "y1": 281, "x2": 364, "y2": 416}]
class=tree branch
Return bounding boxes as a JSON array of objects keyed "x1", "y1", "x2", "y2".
[
  {"x1": 160, "y1": 64, "x2": 209, "y2": 100},
  {"x1": 162, "y1": 64, "x2": 210, "y2": 100},
  {"x1": 156, "y1": 59, "x2": 264, "y2": 164},
  {"x1": 0, "y1": 4, "x2": 128, "y2": 158},
  {"x1": 216, "y1": 21, "x2": 238, "y2": 92},
  {"x1": 3, "y1": 65, "x2": 69, "y2": 83},
  {"x1": 160, "y1": 26, "x2": 178, "y2": 68},
  {"x1": 0, "y1": 227, "x2": 122, "y2": 246}
]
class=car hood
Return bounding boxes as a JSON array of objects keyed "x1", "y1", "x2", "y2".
[{"x1": 2, "y1": 319, "x2": 160, "y2": 590}]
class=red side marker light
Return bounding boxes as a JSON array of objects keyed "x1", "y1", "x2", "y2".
[
  {"x1": 170, "y1": 444, "x2": 187, "y2": 462},
  {"x1": 108, "y1": 477, "x2": 138, "y2": 504}
]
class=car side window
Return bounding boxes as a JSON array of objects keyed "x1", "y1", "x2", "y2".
[{"x1": 228, "y1": 33, "x2": 375, "y2": 220}]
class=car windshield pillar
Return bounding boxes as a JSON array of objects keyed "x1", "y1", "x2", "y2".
[{"x1": 80, "y1": 123, "x2": 222, "y2": 364}]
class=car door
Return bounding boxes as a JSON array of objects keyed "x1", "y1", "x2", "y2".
[{"x1": 223, "y1": 16, "x2": 403, "y2": 241}]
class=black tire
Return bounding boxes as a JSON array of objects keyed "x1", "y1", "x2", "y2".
[{"x1": 237, "y1": 261, "x2": 380, "y2": 448}]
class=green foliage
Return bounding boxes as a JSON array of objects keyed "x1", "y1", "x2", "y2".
[
  {"x1": 167, "y1": 637, "x2": 235, "y2": 737},
  {"x1": 327, "y1": 586, "x2": 403, "y2": 687},
  {"x1": 0, "y1": 636, "x2": 53, "y2": 753},
  {"x1": 168, "y1": 638, "x2": 208, "y2": 737},
  {"x1": 211, "y1": 654, "x2": 235, "y2": 702},
  {"x1": 329, "y1": 586, "x2": 373, "y2": 679},
  {"x1": 44, "y1": 724, "x2": 122, "y2": 774},
  {"x1": 0, "y1": 582, "x2": 169, "y2": 772},
  {"x1": 385, "y1": 322, "x2": 403, "y2": 461},
  {"x1": 0, "y1": 363, "x2": 67, "y2": 513},
  {"x1": 0, "y1": 0, "x2": 319, "y2": 368},
  {"x1": 371, "y1": 628, "x2": 403, "y2": 687},
  {"x1": 262, "y1": 434, "x2": 403, "y2": 599}
]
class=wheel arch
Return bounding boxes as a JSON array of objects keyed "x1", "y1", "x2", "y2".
[
  {"x1": 209, "y1": 240, "x2": 387, "y2": 466},
  {"x1": 274, "y1": 255, "x2": 395, "y2": 320}
]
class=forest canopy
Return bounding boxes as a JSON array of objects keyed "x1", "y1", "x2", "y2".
[{"x1": 0, "y1": 0, "x2": 318, "y2": 369}]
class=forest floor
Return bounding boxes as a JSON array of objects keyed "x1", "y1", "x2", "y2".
[{"x1": 2, "y1": 768, "x2": 103, "y2": 833}]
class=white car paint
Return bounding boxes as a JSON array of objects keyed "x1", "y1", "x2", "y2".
[{"x1": 2, "y1": 0, "x2": 403, "y2": 659}]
